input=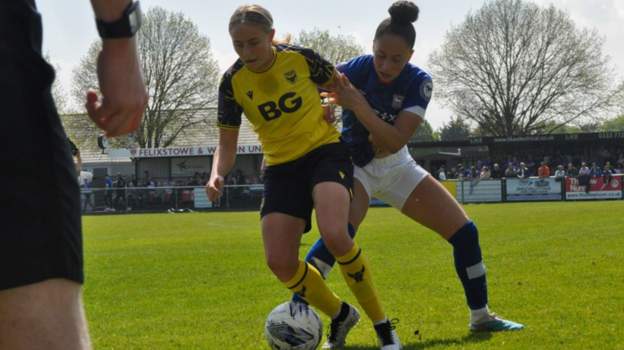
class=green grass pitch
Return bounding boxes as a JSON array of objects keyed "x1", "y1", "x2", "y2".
[{"x1": 82, "y1": 201, "x2": 624, "y2": 349}]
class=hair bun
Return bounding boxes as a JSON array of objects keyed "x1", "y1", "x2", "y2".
[{"x1": 388, "y1": 1, "x2": 419, "y2": 25}]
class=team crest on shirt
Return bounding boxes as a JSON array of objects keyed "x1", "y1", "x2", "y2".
[
  {"x1": 391, "y1": 94, "x2": 405, "y2": 110},
  {"x1": 420, "y1": 80, "x2": 433, "y2": 101},
  {"x1": 284, "y1": 70, "x2": 297, "y2": 84},
  {"x1": 246, "y1": 90, "x2": 254, "y2": 100}
]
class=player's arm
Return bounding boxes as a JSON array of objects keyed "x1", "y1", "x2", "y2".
[
  {"x1": 206, "y1": 128, "x2": 239, "y2": 202},
  {"x1": 369, "y1": 111, "x2": 422, "y2": 155},
  {"x1": 86, "y1": 0, "x2": 148, "y2": 137},
  {"x1": 90, "y1": 0, "x2": 131, "y2": 21},
  {"x1": 209, "y1": 68, "x2": 243, "y2": 201},
  {"x1": 317, "y1": 68, "x2": 340, "y2": 91},
  {"x1": 331, "y1": 74, "x2": 421, "y2": 153}
]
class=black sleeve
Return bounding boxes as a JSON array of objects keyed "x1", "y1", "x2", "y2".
[
  {"x1": 289, "y1": 45, "x2": 335, "y2": 85},
  {"x1": 68, "y1": 138, "x2": 78, "y2": 156},
  {"x1": 217, "y1": 68, "x2": 243, "y2": 129}
]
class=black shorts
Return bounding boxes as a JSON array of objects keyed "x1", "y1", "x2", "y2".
[
  {"x1": 0, "y1": 1, "x2": 83, "y2": 290},
  {"x1": 260, "y1": 142, "x2": 354, "y2": 233}
]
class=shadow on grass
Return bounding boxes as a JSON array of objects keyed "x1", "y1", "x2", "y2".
[{"x1": 343, "y1": 332, "x2": 492, "y2": 350}]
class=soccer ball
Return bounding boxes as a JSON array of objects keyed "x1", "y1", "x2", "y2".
[{"x1": 265, "y1": 301, "x2": 323, "y2": 350}]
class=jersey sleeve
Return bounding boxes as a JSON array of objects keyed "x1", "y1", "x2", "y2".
[
  {"x1": 217, "y1": 69, "x2": 243, "y2": 129},
  {"x1": 336, "y1": 55, "x2": 370, "y2": 88},
  {"x1": 402, "y1": 73, "x2": 433, "y2": 119},
  {"x1": 290, "y1": 45, "x2": 335, "y2": 85}
]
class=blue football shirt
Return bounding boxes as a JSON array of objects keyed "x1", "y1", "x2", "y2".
[{"x1": 337, "y1": 55, "x2": 432, "y2": 166}]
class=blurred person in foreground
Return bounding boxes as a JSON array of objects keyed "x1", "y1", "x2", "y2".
[{"x1": 0, "y1": 1, "x2": 147, "y2": 348}]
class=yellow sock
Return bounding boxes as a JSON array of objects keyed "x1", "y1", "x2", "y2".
[
  {"x1": 284, "y1": 261, "x2": 342, "y2": 318},
  {"x1": 337, "y1": 242, "x2": 385, "y2": 323}
]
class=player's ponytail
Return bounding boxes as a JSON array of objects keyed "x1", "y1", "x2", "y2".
[{"x1": 374, "y1": 1, "x2": 419, "y2": 49}]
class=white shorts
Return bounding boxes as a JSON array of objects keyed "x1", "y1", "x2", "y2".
[{"x1": 354, "y1": 146, "x2": 429, "y2": 209}]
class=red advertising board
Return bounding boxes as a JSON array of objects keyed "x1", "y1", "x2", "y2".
[{"x1": 565, "y1": 175, "x2": 623, "y2": 200}]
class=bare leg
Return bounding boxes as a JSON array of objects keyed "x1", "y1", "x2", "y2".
[
  {"x1": 0, "y1": 279, "x2": 91, "y2": 350},
  {"x1": 400, "y1": 175, "x2": 469, "y2": 239},
  {"x1": 348, "y1": 178, "x2": 371, "y2": 231}
]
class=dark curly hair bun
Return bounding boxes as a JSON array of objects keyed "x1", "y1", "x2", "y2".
[{"x1": 388, "y1": 1, "x2": 419, "y2": 25}]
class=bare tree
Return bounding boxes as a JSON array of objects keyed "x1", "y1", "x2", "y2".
[
  {"x1": 429, "y1": 0, "x2": 624, "y2": 137},
  {"x1": 72, "y1": 7, "x2": 220, "y2": 148},
  {"x1": 44, "y1": 55, "x2": 68, "y2": 115},
  {"x1": 294, "y1": 29, "x2": 364, "y2": 65}
]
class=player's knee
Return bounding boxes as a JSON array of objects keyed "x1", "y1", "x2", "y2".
[
  {"x1": 317, "y1": 221, "x2": 346, "y2": 239},
  {"x1": 318, "y1": 229, "x2": 352, "y2": 257},
  {"x1": 265, "y1": 256, "x2": 299, "y2": 282}
]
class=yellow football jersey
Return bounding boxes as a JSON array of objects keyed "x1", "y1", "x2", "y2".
[{"x1": 218, "y1": 44, "x2": 340, "y2": 165}]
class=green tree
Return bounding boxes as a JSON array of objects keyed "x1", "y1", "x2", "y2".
[
  {"x1": 600, "y1": 115, "x2": 624, "y2": 131},
  {"x1": 410, "y1": 119, "x2": 437, "y2": 142},
  {"x1": 439, "y1": 116, "x2": 471, "y2": 141}
]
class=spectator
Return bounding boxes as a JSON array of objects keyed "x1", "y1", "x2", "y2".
[
  {"x1": 447, "y1": 167, "x2": 458, "y2": 180},
  {"x1": 590, "y1": 162, "x2": 602, "y2": 177},
  {"x1": 187, "y1": 176, "x2": 199, "y2": 186},
  {"x1": 468, "y1": 165, "x2": 478, "y2": 179},
  {"x1": 578, "y1": 162, "x2": 591, "y2": 193},
  {"x1": 73, "y1": 149, "x2": 94, "y2": 213},
  {"x1": 234, "y1": 169, "x2": 246, "y2": 185},
  {"x1": 248, "y1": 174, "x2": 260, "y2": 184},
  {"x1": 142, "y1": 170, "x2": 151, "y2": 187},
  {"x1": 537, "y1": 161, "x2": 551, "y2": 178},
  {"x1": 491, "y1": 163, "x2": 503, "y2": 179},
  {"x1": 504, "y1": 164, "x2": 516, "y2": 178},
  {"x1": 566, "y1": 162, "x2": 578, "y2": 177},
  {"x1": 479, "y1": 166, "x2": 491, "y2": 180},
  {"x1": 554, "y1": 165, "x2": 566, "y2": 182},
  {"x1": 438, "y1": 165, "x2": 447, "y2": 181},
  {"x1": 516, "y1": 162, "x2": 529, "y2": 179},
  {"x1": 456, "y1": 164, "x2": 465, "y2": 179},
  {"x1": 114, "y1": 174, "x2": 126, "y2": 211},
  {"x1": 104, "y1": 175, "x2": 113, "y2": 210},
  {"x1": 602, "y1": 161, "x2": 614, "y2": 187}
]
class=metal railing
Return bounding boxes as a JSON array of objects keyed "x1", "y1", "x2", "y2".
[{"x1": 79, "y1": 184, "x2": 264, "y2": 214}]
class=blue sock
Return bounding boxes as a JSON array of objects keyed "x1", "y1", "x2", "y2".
[
  {"x1": 448, "y1": 221, "x2": 488, "y2": 310},
  {"x1": 292, "y1": 223, "x2": 357, "y2": 303}
]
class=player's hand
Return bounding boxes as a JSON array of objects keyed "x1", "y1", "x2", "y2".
[
  {"x1": 321, "y1": 95, "x2": 336, "y2": 123},
  {"x1": 368, "y1": 133, "x2": 390, "y2": 157},
  {"x1": 206, "y1": 175, "x2": 225, "y2": 202},
  {"x1": 86, "y1": 39, "x2": 148, "y2": 138},
  {"x1": 325, "y1": 73, "x2": 367, "y2": 112}
]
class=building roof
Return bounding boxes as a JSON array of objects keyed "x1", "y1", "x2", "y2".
[{"x1": 63, "y1": 108, "x2": 261, "y2": 163}]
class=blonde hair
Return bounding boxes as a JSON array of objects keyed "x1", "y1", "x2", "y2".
[
  {"x1": 229, "y1": 5, "x2": 274, "y2": 32},
  {"x1": 229, "y1": 4, "x2": 291, "y2": 45}
]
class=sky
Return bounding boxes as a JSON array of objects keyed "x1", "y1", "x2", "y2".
[{"x1": 39, "y1": 0, "x2": 624, "y2": 130}]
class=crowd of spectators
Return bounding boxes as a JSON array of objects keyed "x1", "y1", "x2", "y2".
[
  {"x1": 77, "y1": 169, "x2": 263, "y2": 213},
  {"x1": 76, "y1": 147, "x2": 624, "y2": 212},
  {"x1": 436, "y1": 156, "x2": 624, "y2": 184}
]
